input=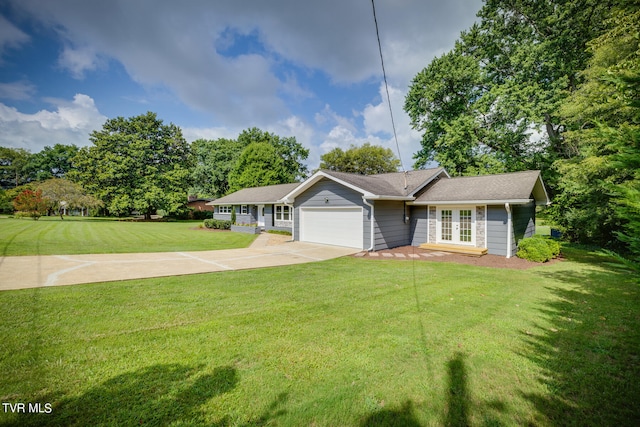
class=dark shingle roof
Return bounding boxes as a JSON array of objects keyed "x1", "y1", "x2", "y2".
[
  {"x1": 208, "y1": 182, "x2": 300, "y2": 205},
  {"x1": 321, "y1": 168, "x2": 444, "y2": 197},
  {"x1": 414, "y1": 170, "x2": 548, "y2": 204}
]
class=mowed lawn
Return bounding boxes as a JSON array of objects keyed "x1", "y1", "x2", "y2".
[
  {"x1": 1, "y1": 246, "x2": 638, "y2": 426},
  {"x1": 0, "y1": 217, "x2": 256, "y2": 256}
]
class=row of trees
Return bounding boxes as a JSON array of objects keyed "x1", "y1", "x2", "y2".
[
  {"x1": 1, "y1": 113, "x2": 312, "y2": 219},
  {"x1": 2, "y1": 112, "x2": 402, "y2": 219},
  {"x1": 405, "y1": 0, "x2": 639, "y2": 261}
]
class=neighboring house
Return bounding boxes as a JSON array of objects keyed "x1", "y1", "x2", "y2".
[
  {"x1": 187, "y1": 197, "x2": 214, "y2": 212},
  {"x1": 209, "y1": 169, "x2": 550, "y2": 257},
  {"x1": 208, "y1": 183, "x2": 300, "y2": 232}
]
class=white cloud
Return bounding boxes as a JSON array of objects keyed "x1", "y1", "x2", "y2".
[
  {"x1": 3, "y1": 0, "x2": 481, "y2": 169},
  {"x1": 0, "y1": 80, "x2": 36, "y2": 100},
  {"x1": 0, "y1": 14, "x2": 29, "y2": 59},
  {"x1": 9, "y1": 0, "x2": 480, "y2": 126},
  {"x1": 0, "y1": 94, "x2": 107, "y2": 152},
  {"x1": 58, "y1": 45, "x2": 101, "y2": 79},
  {"x1": 361, "y1": 83, "x2": 422, "y2": 169}
]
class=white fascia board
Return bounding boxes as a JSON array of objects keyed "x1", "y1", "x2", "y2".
[
  {"x1": 408, "y1": 198, "x2": 534, "y2": 206},
  {"x1": 533, "y1": 175, "x2": 551, "y2": 205},
  {"x1": 281, "y1": 170, "x2": 374, "y2": 203},
  {"x1": 210, "y1": 201, "x2": 279, "y2": 205}
]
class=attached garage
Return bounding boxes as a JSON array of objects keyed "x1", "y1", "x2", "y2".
[{"x1": 299, "y1": 207, "x2": 363, "y2": 249}]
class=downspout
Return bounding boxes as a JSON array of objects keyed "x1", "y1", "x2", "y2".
[
  {"x1": 362, "y1": 197, "x2": 375, "y2": 252},
  {"x1": 505, "y1": 203, "x2": 512, "y2": 258},
  {"x1": 285, "y1": 201, "x2": 295, "y2": 242}
]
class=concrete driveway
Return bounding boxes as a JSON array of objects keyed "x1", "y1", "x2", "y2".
[{"x1": 0, "y1": 234, "x2": 359, "y2": 291}]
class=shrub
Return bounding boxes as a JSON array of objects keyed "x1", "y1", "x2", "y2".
[
  {"x1": 203, "y1": 219, "x2": 231, "y2": 230},
  {"x1": 517, "y1": 236, "x2": 561, "y2": 262},
  {"x1": 533, "y1": 234, "x2": 561, "y2": 258},
  {"x1": 230, "y1": 207, "x2": 236, "y2": 225}
]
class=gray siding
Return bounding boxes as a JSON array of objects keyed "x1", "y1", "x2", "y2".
[
  {"x1": 374, "y1": 201, "x2": 411, "y2": 250},
  {"x1": 264, "y1": 204, "x2": 292, "y2": 233},
  {"x1": 410, "y1": 206, "x2": 428, "y2": 246},
  {"x1": 486, "y1": 205, "x2": 509, "y2": 256},
  {"x1": 294, "y1": 178, "x2": 370, "y2": 249},
  {"x1": 213, "y1": 205, "x2": 256, "y2": 224},
  {"x1": 512, "y1": 202, "x2": 535, "y2": 244},
  {"x1": 486, "y1": 203, "x2": 534, "y2": 257}
]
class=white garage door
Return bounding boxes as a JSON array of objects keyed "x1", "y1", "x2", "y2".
[{"x1": 300, "y1": 207, "x2": 363, "y2": 249}]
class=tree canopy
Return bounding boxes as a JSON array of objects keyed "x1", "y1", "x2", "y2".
[
  {"x1": 38, "y1": 178, "x2": 102, "y2": 219},
  {"x1": 71, "y1": 112, "x2": 192, "y2": 218},
  {"x1": 550, "y1": 2, "x2": 640, "y2": 257},
  {"x1": 227, "y1": 142, "x2": 291, "y2": 192},
  {"x1": 405, "y1": 0, "x2": 615, "y2": 179},
  {"x1": 319, "y1": 143, "x2": 400, "y2": 175},
  {"x1": 190, "y1": 127, "x2": 309, "y2": 197},
  {"x1": 0, "y1": 147, "x2": 32, "y2": 188}
]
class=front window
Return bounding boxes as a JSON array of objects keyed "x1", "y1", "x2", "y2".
[
  {"x1": 241, "y1": 205, "x2": 248, "y2": 214},
  {"x1": 275, "y1": 205, "x2": 291, "y2": 221},
  {"x1": 219, "y1": 206, "x2": 231, "y2": 214}
]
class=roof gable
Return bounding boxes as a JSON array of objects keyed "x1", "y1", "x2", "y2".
[{"x1": 282, "y1": 168, "x2": 445, "y2": 201}]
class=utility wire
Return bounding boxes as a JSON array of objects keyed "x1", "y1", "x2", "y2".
[{"x1": 371, "y1": 0, "x2": 405, "y2": 174}]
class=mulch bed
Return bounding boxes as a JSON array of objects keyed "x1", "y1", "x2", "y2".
[
  {"x1": 352, "y1": 245, "x2": 563, "y2": 270},
  {"x1": 189, "y1": 227, "x2": 231, "y2": 232}
]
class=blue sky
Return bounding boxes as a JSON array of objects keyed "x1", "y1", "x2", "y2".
[{"x1": 0, "y1": 0, "x2": 481, "y2": 170}]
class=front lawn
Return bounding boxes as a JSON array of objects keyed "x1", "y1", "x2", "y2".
[
  {"x1": 0, "y1": 217, "x2": 256, "y2": 256},
  {"x1": 0, "y1": 248, "x2": 638, "y2": 425}
]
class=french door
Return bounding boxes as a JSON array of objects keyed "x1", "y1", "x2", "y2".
[{"x1": 437, "y1": 207, "x2": 475, "y2": 245}]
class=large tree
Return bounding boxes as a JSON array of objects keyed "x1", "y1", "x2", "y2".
[
  {"x1": 551, "y1": 2, "x2": 640, "y2": 254},
  {"x1": 404, "y1": 0, "x2": 615, "y2": 181},
  {"x1": 190, "y1": 127, "x2": 309, "y2": 197},
  {"x1": 71, "y1": 112, "x2": 192, "y2": 218},
  {"x1": 38, "y1": 178, "x2": 102, "y2": 219},
  {"x1": 227, "y1": 142, "x2": 291, "y2": 193},
  {"x1": 0, "y1": 147, "x2": 32, "y2": 188},
  {"x1": 28, "y1": 144, "x2": 79, "y2": 181},
  {"x1": 319, "y1": 143, "x2": 400, "y2": 175},
  {"x1": 237, "y1": 127, "x2": 309, "y2": 182},
  {"x1": 190, "y1": 138, "x2": 245, "y2": 198}
]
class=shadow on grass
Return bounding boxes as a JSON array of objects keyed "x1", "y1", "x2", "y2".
[
  {"x1": 522, "y1": 252, "x2": 640, "y2": 425},
  {"x1": 212, "y1": 392, "x2": 289, "y2": 427},
  {"x1": 444, "y1": 352, "x2": 469, "y2": 427},
  {"x1": 361, "y1": 352, "x2": 502, "y2": 427},
  {"x1": 3, "y1": 364, "x2": 238, "y2": 427}
]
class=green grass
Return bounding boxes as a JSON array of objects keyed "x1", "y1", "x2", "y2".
[
  {"x1": 1, "y1": 247, "x2": 638, "y2": 426},
  {"x1": 0, "y1": 217, "x2": 256, "y2": 256}
]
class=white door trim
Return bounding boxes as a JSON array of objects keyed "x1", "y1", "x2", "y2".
[{"x1": 436, "y1": 206, "x2": 476, "y2": 246}]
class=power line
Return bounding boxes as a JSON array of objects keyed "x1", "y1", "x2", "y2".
[{"x1": 371, "y1": 0, "x2": 405, "y2": 173}]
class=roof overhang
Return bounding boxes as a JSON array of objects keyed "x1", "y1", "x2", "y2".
[
  {"x1": 408, "y1": 198, "x2": 535, "y2": 206},
  {"x1": 532, "y1": 175, "x2": 551, "y2": 206},
  {"x1": 207, "y1": 200, "x2": 287, "y2": 206}
]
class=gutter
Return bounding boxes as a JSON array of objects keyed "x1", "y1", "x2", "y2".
[
  {"x1": 362, "y1": 197, "x2": 375, "y2": 252},
  {"x1": 284, "y1": 202, "x2": 295, "y2": 241},
  {"x1": 505, "y1": 202, "x2": 512, "y2": 258}
]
